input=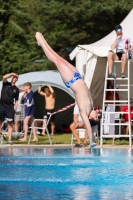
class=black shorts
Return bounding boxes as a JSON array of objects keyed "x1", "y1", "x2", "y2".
[
  {"x1": 116, "y1": 52, "x2": 124, "y2": 60},
  {"x1": 43, "y1": 108, "x2": 55, "y2": 122},
  {"x1": 89, "y1": 119, "x2": 98, "y2": 127},
  {"x1": 0, "y1": 104, "x2": 15, "y2": 122}
]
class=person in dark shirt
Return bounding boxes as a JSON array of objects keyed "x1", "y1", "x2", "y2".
[
  {"x1": 19, "y1": 82, "x2": 38, "y2": 142},
  {"x1": 0, "y1": 72, "x2": 19, "y2": 145}
]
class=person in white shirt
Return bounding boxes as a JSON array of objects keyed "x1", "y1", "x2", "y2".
[
  {"x1": 70, "y1": 104, "x2": 98, "y2": 147},
  {"x1": 108, "y1": 24, "x2": 133, "y2": 78}
]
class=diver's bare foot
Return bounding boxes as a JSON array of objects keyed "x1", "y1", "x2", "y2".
[
  {"x1": 41, "y1": 133, "x2": 46, "y2": 136},
  {"x1": 35, "y1": 32, "x2": 44, "y2": 47},
  {"x1": 19, "y1": 138, "x2": 27, "y2": 142},
  {"x1": 32, "y1": 139, "x2": 38, "y2": 142}
]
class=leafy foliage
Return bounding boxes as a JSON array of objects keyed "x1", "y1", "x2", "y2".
[{"x1": 0, "y1": 0, "x2": 133, "y2": 79}]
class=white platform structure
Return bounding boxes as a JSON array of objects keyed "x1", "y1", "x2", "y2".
[{"x1": 100, "y1": 60, "x2": 133, "y2": 148}]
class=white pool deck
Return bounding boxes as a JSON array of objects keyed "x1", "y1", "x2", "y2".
[{"x1": 0, "y1": 144, "x2": 132, "y2": 149}]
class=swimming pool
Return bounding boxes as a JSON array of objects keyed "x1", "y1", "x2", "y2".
[{"x1": 0, "y1": 147, "x2": 133, "y2": 200}]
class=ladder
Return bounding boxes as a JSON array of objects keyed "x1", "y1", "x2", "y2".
[{"x1": 100, "y1": 60, "x2": 133, "y2": 148}]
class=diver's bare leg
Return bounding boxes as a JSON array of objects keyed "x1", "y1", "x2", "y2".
[
  {"x1": 38, "y1": 33, "x2": 75, "y2": 69},
  {"x1": 35, "y1": 32, "x2": 97, "y2": 147},
  {"x1": 35, "y1": 32, "x2": 79, "y2": 83}
]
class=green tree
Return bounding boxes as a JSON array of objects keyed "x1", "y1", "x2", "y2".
[
  {"x1": 1, "y1": 0, "x2": 133, "y2": 78},
  {"x1": 38, "y1": 0, "x2": 133, "y2": 46},
  {"x1": 0, "y1": 0, "x2": 51, "y2": 79}
]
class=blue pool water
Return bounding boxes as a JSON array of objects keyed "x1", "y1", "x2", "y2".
[{"x1": 0, "y1": 147, "x2": 133, "y2": 200}]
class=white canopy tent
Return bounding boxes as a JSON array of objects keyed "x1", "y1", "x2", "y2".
[
  {"x1": 69, "y1": 9, "x2": 133, "y2": 109},
  {"x1": 0, "y1": 70, "x2": 74, "y2": 98},
  {"x1": 0, "y1": 71, "x2": 75, "y2": 129}
]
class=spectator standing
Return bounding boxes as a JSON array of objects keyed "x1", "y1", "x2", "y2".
[
  {"x1": 0, "y1": 73, "x2": 19, "y2": 145},
  {"x1": 38, "y1": 85, "x2": 55, "y2": 135},
  {"x1": 19, "y1": 82, "x2": 38, "y2": 141}
]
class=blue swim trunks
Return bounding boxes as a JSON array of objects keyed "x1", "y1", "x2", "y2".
[{"x1": 65, "y1": 72, "x2": 82, "y2": 88}]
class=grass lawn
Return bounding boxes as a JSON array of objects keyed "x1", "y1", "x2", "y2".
[
  {"x1": 2, "y1": 133, "x2": 72, "y2": 145},
  {"x1": 1, "y1": 133, "x2": 130, "y2": 146}
]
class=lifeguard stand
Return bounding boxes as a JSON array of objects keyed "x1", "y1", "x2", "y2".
[{"x1": 100, "y1": 60, "x2": 133, "y2": 148}]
